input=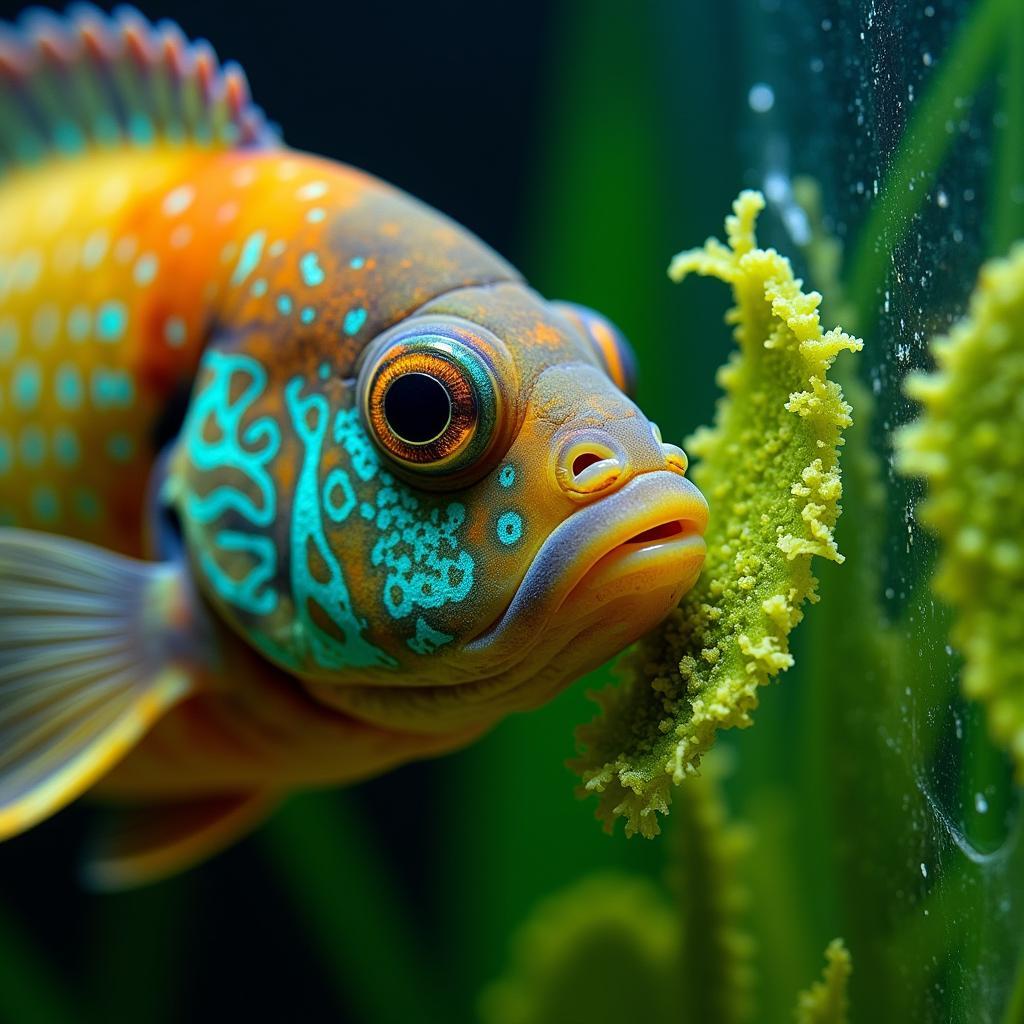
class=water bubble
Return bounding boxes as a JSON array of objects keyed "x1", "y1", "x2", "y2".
[
  {"x1": 748, "y1": 83, "x2": 775, "y2": 113},
  {"x1": 936, "y1": 189, "x2": 949, "y2": 208},
  {"x1": 920, "y1": 862, "x2": 928, "y2": 878},
  {"x1": 975, "y1": 793, "x2": 989, "y2": 814}
]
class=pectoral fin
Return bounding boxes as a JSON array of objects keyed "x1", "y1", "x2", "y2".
[
  {"x1": 82, "y1": 792, "x2": 276, "y2": 891},
  {"x1": 0, "y1": 529, "x2": 207, "y2": 841}
]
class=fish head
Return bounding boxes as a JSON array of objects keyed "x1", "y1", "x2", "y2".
[{"x1": 170, "y1": 262, "x2": 705, "y2": 733}]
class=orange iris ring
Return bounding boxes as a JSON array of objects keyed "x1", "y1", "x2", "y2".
[{"x1": 364, "y1": 338, "x2": 504, "y2": 479}]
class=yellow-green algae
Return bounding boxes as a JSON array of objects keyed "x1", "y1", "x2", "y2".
[
  {"x1": 896, "y1": 246, "x2": 1024, "y2": 776},
  {"x1": 574, "y1": 191, "x2": 862, "y2": 837},
  {"x1": 481, "y1": 764, "x2": 753, "y2": 1024},
  {"x1": 794, "y1": 940, "x2": 852, "y2": 1024}
]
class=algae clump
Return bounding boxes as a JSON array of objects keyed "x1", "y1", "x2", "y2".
[
  {"x1": 896, "y1": 246, "x2": 1024, "y2": 776},
  {"x1": 574, "y1": 190, "x2": 862, "y2": 837},
  {"x1": 795, "y1": 940, "x2": 852, "y2": 1024}
]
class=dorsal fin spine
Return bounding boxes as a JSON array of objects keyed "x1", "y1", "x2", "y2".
[{"x1": 0, "y1": 4, "x2": 278, "y2": 174}]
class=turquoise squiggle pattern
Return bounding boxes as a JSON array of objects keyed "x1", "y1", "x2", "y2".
[
  {"x1": 334, "y1": 407, "x2": 474, "y2": 652},
  {"x1": 285, "y1": 378, "x2": 396, "y2": 670},
  {"x1": 183, "y1": 351, "x2": 281, "y2": 617}
]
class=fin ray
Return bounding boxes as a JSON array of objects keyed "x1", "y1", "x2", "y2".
[
  {"x1": 0, "y1": 529, "x2": 204, "y2": 840},
  {"x1": 0, "y1": 4, "x2": 277, "y2": 175}
]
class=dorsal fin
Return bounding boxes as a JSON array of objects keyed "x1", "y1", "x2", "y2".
[{"x1": 0, "y1": 4, "x2": 278, "y2": 174}]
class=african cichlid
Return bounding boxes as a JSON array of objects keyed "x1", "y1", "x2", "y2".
[{"x1": 0, "y1": 6, "x2": 708, "y2": 888}]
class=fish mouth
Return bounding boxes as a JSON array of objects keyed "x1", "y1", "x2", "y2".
[{"x1": 465, "y1": 471, "x2": 708, "y2": 664}]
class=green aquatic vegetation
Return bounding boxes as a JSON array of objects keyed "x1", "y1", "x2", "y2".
[
  {"x1": 896, "y1": 246, "x2": 1024, "y2": 775},
  {"x1": 482, "y1": 765, "x2": 753, "y2": 1024},
  {"x1": 479, "y1": 874, "x2": 679, "y2": 1024},
  {"x1": 574, "y1": 191, "x2": 862, "y2": 837},
  {"x1": 795, "y1": 940, "x2": 852, "y2": 1024}
]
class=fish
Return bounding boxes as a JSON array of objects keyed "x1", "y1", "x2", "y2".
[{"x1": 0, "y1": 5, "x2": 708, "y2": 889}]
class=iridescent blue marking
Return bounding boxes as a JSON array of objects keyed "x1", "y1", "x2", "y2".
[
  {"x1": 497, "y1": 511, "x2": 523, "y2": 546},
  {"x1": 12, "y1": 362, "x2": 41, "y2": 411},
  {"x1": 285, "y1": 378, "x2": 395, "y2": 670},
  {"x1": 250, "y1": 278, "x2": 268, "y2": 298},
  {"x1": 55, "y1": 364, "x2": 83, "y2": 409},
  {"x1": 73, "y1": 489, "x2": 101, "y2": 522},
  {"x1": 349, "y1": 256, "x2": 365, "y2": 270},
  {"x1": 408, "y1": 617, "x2": 454, "y2": 655},
  {"x1": 133, "y1": 253, "x2": 159, "y2": 286},
  {"x1": 19, "y1": 426, "x2": 45, "y2": 467},
  {"x1": 300, "y1": 306, "x2": 316, "y2": 325},
  {"x1": 318, "y1": 362, "x2": 331, "y2": 380},
  {"x1": 53, "y1": 426, "x2": 80, "y2": 467},
  {"x1": 96, "y1": 301, "x2": 127, "y2": 342},
  {"x1": 106, "y1": 434, "x2": 135, "y2": 462},
  {"x1": 91, "y1": 369, "x2": 135, "y2": 408},
  {"x1": 31, "y1": 486, "x2": 58, "y2": 523},
  {"x1": 232, "y1": 230, "x2": 266, "y2": 286},
  {"x1": 0, "y1": 318, "x2": 17, "y2": 362},
  {"x1": 68, "y1": 306, "x2": 91, "y2": 343},
  {"x1": 307, "y1": 207, "x2": 326, "y2": 224},
  {"x1": 277, "y1": 294, "x2": 293, "y2": 316},
  {"x1": 182, "y1": 352, "x2": 282, "y2": 619},
  {"x1": 299, "y1": 251, "x2": 325, "y2": 287},
  {"x1": 499, "y1": 464, "x2": 516, "y2": 488},
  {"x1": 32, "y1": 305, "x2": 59, "y2": 347},
  {"x1": 164, "y1": 317, "x2": 187, "y2": 348},
  {"x1": 343, "y1": 307, "x2": 367, "y2": 335}
]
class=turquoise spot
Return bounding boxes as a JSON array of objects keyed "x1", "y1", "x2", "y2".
[
  {"x1": 360, "y1": 501, "x2": 375, "y2": 520},
  {"x1": 232, "y1": 230, "x2": 266, "y2": 286},
  {"x1": 307, "y1": 207, "x2": 326, "y2": 224},
  {"x1": 277, "y1": 294, "x2": 293, "y2": 316},
  {"x1": 300, "y1": 306, "x2": 317, "y2": 325},
  {"x1": 96, "y1": 301, "x2": 128, "y2": 342},
  {"x1": 12, "y1": 362, "x2": 42, "y2": 411},
  {"x1": 349, "y1": 256, "x2": 365, "y2": 270},
  {"x1": 32, "y1": 305, "x2": 59, "y2": 347},
  {"x1": 91, "y1": 369, "x2": 135, "y2": 409},
  {"x1": 0, "y1": 431, "x2": 10, "y2": 475},
  {"x1": 318, "y1": 362, "x2": 331, "y2": 380},
  {"x1": 55, "y1": 364, "x2": 84, "y2": 409},
  {"x1": 74, "y1": 489, "x2": 102, "y2": 522},
  {"x1": 19, "y1": 426, "x2": 46, "y2": 467},
  {"x1": 250, "y1": 278, "x2": 268, "y2": 298},
  {"x1": 343, "y1": 307, "x2": 367, "y2": 335},
  {"x1": 299, "y1": 251, "x2": 325, "y2": 287},
  {"x1": 68, "y1": 305, "x2": 91, "y2": 342},
  {"x1": 31, "y1": 486, "x2": 58, "y2": 523},
  {"x1": 133, "y1": 253, "x2": 159, "y2": 286},
  {"x1": 82, "y1": 231, "x2": 108, "y2": 269},
  {"x1": 499, "y1": 464, "x2": 516, "y2": 488},
  {"x1": 106, "y1": 433, "x2": 135, "y2": 462},
  {"x1": 407, "y1": 616, "x2": 454, "y2": 656},
  {"x1": 0, "y1": 318, "x2": 18, "y2": 362},
  {"x1": 269, "y1": 240, "x2": 287, "y2": 257},
  {"x1": 53, "y1": 426, "x2": 80, "y2": 467},
  {"x1": 164, "y1": 316, "x2": 187, "y2": 348},
  {"x1": 497, "y1": 510, "x2": 523, "y2": 546}
]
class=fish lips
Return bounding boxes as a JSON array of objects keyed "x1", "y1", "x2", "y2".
[{"x1": 465, "y1": 470, "x2": 708, "y2": 667}]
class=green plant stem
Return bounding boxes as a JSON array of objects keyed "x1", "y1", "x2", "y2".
[
  {"x1": 261, "y1": 794, "x2": 444, "y2": 1024},
  {"x1": 847, "y1": 0, "x2": 1011, "y2": 320},
  {"x1": 0, "y1": 903, "x2": 78, "y2": 1024},
  {"x1": 992, "y1": 0, "x2": 1024, "y2": 254}
]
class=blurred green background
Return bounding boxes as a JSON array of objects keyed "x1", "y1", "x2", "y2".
[{"x1": 1, "y1": 1, "x2": 1022, "y2": 1021}]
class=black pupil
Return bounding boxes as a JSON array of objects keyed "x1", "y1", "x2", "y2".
[{"x1": 383, "y1": 372, "x2": 452, "y2": 444}]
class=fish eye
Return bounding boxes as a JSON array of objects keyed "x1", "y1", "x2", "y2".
[
  {"x1": 360, "y1": 320, "x2": 515, "y2": 484},
  {"x1": 552, "y1": 301, "x2": 638, "y2": 398}
]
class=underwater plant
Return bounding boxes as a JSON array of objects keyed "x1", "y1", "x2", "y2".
[
  {"x1": 574, "y1": 191, "x2": 862, "y2": 837},
  {"x1": 896, "y1": 247, "x2": 1024, "y2": 776}
]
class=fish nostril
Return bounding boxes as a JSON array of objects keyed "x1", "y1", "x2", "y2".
[{"x1": 572, "y1": 451, "x2": 604, "y2": 477}]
